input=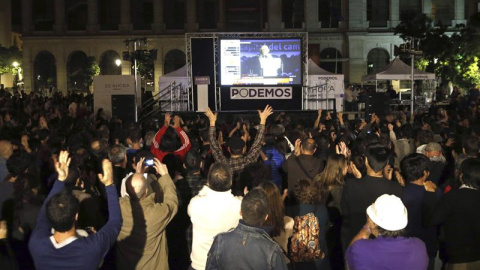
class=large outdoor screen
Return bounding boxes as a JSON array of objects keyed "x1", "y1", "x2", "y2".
[{"x1": 220, "y1": 38, "x2": 302, "y2": 86}]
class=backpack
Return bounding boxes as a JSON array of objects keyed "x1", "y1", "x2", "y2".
[{"x1": 289, "y1": 212, "x2": 323, "y2": 262}]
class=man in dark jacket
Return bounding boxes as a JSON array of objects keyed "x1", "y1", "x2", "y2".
[
  {"x1": 283, "y1": 138, "x2": 324, "y2": 190},
  {"x1": 206, "y1": 188, "x2": 287, "y2": 270},
  {"x1": 341, "y1": 144, "x2": 403, "y2": 252}
]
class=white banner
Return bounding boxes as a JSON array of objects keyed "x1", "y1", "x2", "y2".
[
  {"x1": 93, "y1": 75, "x2": 138, "y2": 118},
  {"x1": 230, "y1": 87, "x2": 292, "y2": 99}
]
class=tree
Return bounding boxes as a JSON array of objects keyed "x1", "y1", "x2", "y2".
[
  {"x1": 395, "y1": 13, "x2": 480, "y2": 89},
  {"x1": 67, "y1": 56, "x2": 99, "y2": 91},
  {"x1": 0, "y1": 45, "x2": 22, "y2": 80}
]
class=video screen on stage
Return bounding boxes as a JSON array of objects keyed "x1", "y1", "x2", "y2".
[{"x1": 220, "y1": 38, "x2": 302, "y2": 86}]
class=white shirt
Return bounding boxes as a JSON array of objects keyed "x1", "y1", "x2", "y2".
[{"x1": 188, "y1": 185, "x2": 242, "y2": 270}]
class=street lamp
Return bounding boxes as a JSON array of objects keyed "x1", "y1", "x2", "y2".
[
  {"x1": 12, "y1": 61, "x2": 19, "y2": 68},
  {"x1": 12, "y1": 61, "x2": 20, "y2": 89},
  {"x1": 115, "y1": 59, "x2": 122, "y2": 67}
]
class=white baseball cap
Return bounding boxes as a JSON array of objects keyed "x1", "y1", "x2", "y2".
[{"x1": 366, "y1": 194, "x2": 408, "y2": 231}]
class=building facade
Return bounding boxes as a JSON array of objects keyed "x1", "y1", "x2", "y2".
[{"x1": 9, "y1": 0, "x2": 471, "y2": 94}]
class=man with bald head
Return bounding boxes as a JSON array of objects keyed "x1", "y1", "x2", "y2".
[
  {"x1": 283, "y1": 137, "x2": 324, "y2": 191},
  {"x1": 116, "y1": 158, "x2": 178, "y2": 270},
  {"x1": 0, "y1": 140, "x2": 13, "y2": 182}
]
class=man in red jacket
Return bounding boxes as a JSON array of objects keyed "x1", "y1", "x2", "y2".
[{"x1": 151, "y1": 113, "x2": 191, "y2": 162}]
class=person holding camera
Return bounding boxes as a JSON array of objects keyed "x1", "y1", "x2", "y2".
[{"x1": 116, "y1": 157, "x2": 178, "y2": 270}]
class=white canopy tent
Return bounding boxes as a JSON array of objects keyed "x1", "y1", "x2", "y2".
[
  {"x1": 361, "y1": 57, "x2": 436, "y2": 115},
  {"x1": 158, "y1": 65, "x2": 188, "y2": 90},
  {"x1": 307, "y1": 59, "x2": 345, "y2": 111},
  {"x1": 362, "y1": 57, "x2": 435, "y2": 82},
  {"x1": 158, "y1": 65, "x2": 189, "y2": 111}
]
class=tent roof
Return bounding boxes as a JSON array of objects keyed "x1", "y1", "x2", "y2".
[
  {"x1": 160, "y1": 65, "x2": 187, "y2": 79},
  {"x1": 362, "y1": 57, "x2": 435, "y2": 81},
  {"x1": 308, "y1": 59, "x2": 336, "y2": 75}
]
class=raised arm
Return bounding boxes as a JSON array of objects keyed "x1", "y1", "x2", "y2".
[
  {"x1": 244, "y1": 105, "x2": 272, "y2": 162},
  {"x1": 92, "y1": 159, "x2": 122, "y2": 256},
  {"x1": 205, "y1": 108, "x2": 228, "y2": 163},
  {"x1": 314, "y1": 109, "x2": 322, "y2": 129},
  {"x1": 30, "y1": 151, "x2": 71, "y2": 240}
]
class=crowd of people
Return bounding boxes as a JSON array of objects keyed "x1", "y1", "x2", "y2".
[{"x1": 0, "y1": 87, "x2": 479, "y2": 270}]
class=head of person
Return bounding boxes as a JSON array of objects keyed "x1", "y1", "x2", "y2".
[
  {"x1": 207, "y1": 162, "x2": 232, "y2": 192},
  {"x1": 108, "y1": 144, "x2": 126, "y2": 166},
  {"x1": 128, "y1": 129, "x2": 142, "y2": 145},
  {"x1": 90, "y1": 138, "x2": 108, "y2": 158},
  {"x1": 159, "y1": 127, "x2": 179, "y2": 153},
  {"x1": 14, "y1": 173, "x2": 40, "y2": 204},
  {"x1": 365, "y1": 144, "x2": 391, "y2": 173},
  {"x1": 184, "y1": 150, "x2": 202, "y2": 175},
  {"x1": 241, "y1": 188, "x2": 269, "y2": 227},
  {"x1": 463, "y1": 136, "x2": 479, "y2": 157},
  {"x1": 423, "y1": 142, "x2": 443, "y2": 158},
  {"x1": 366, "y1": 194, "x2": 407, "y2": 237},
  {"x1": 258, "y1": 181, "x2": 285, "y2": 237},
  {"x1": 125, "y1": 173, "x2": 148, "y2": 200},
  {"x1": 294, "y1": 179, "x2": 320, "y2": 205},
  {"x1": 301, "y1": 138, "x2": 317, "y2": 155},
  {"x1": 227, "y1": 136, "x2": 246, "y2": 156},
  {"x1": 0, "y1": 140, "x2": 13, "y2": 159},
  {"x1": 400, "y1": 153, "x2": 430, "y2": 182},
  {"x1": 144, "y1": 131, "x2": 156, "y2": 148},
  {"x1": 260, "y1": 45, "x2": 270, "y2": 56},
  {"x1": 6, "y1": 150, "x2": 31, "y2": 178},
  {"x1": 315, "y1": 154, "x2": 347, "y2": 191},
  {"x1": 46, "y1": 190, "x2": 80, "y2": 232},
  {"x1": 459, "y1": 158, "x2": 480, "y2": 189}
]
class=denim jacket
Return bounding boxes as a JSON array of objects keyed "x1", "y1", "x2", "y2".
[{"x1": 206, "y1": 221, "x2": 288, "y2": 270}]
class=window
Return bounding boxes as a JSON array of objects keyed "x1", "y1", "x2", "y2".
[
  {"x1": 318, "y1": 0, "x2": 342, "y2": 28},
  {"x1": 367, "y1": 0, "x2": 389, "y2": 27},
  {"x1": 367, "y1": 48, "x2": 389, "y2": 74},
  {"x1": 282, "y1": 0, "x2": 304, "y2": 29}
]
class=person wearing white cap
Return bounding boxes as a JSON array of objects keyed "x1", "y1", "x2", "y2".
[{"x1": 345, "y1": 194, "x2": 429, "y2": 270}]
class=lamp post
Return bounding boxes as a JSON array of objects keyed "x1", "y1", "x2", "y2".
[
  {"x1": 122, "y1": 38, "x2": 157, "y2": 122},
  {"x1": 12, "y1": 61, "x2": 20, "y2": 89}
]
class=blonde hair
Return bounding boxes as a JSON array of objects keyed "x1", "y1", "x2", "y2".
[{"x1": 315, "y1": 154, "x2": 347, "y2": 196}]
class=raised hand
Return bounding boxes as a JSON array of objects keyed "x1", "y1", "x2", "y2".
[
  {"x1": 55, "y1": 150, "x2": 71, "y2": 181},
  {"x1": 388, "y1": 123, "x2": 394, "y2": 132},
  {"x1": 97, "y1": 159, "x2": 114, "y2": 186},
  {"x1": 164, "y1": 113, "x2": 171, "y2": 126},
  {"x1": 136, "y1": 157, "x2": 145, "y2": 173},
  {"x1": 172, "y1": 115, "x2": 181, "y2": 128},
  {"x1": 383, "y1": 164, "x2": 393, "y2": 181},
  {"x1": 349, "y1": 161, "x2": 362, "y2": 179},
  {"x1": 204, "y1": 107, "x2": 217, "y2": 126},
  {"x1": 153, "y1": 158, "x2": 169, "y2": 176},
  {"x1": 317, "y1": 109, "x2": 323, "y2": 117},
  {"x1": 394, "y1": 170, "x2": 405, "y2": 187},
  {"x1": 294, "y1": 138, "x2": 301, "y2": 156},
  {"x1": 258, "y1": 105, "x2": 273, "y2": 125}
]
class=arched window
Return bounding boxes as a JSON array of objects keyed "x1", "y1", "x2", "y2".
[
  {"x1": 67, "y1": 51, "x2": 89, "y2": 91},
  {"x1": 34, "y1": 51, "x2": 56, "y2": 92},
  {"x1": 367, "y1": 48, "x2": 390, "y2": 74},
  {"x1": 164, "y1": 49, "x2": 186, "y2": 74},
  {"x1": 99, "y1": 50, "x2": 122, "y2": 75},
  {"x1": 320, "y1": 48, "x2": 343, "y2": 74}
]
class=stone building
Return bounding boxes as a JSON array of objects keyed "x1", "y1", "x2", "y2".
[{"x1": 2, "y1": 0, "x2": 472, "y2": 94}]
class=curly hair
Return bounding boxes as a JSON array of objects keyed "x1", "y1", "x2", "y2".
[{"x1": 294, "y1": 179, "x2": 320, "y2": 205}]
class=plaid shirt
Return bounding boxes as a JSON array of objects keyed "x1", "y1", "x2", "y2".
[{"x1": 209, "y1": 125, "x2": 265, "y2": 174}]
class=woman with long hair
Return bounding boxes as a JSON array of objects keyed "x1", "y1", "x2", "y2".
[
  {"x1": 315, "y1": 154, "x2": 347, "y2": 209},
  {"x1": 314, "y1": 154, "x2": 348, "y2": 270},
  {"x1": 258, "y1": 181, "x2": 293, "y2": 252}
]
